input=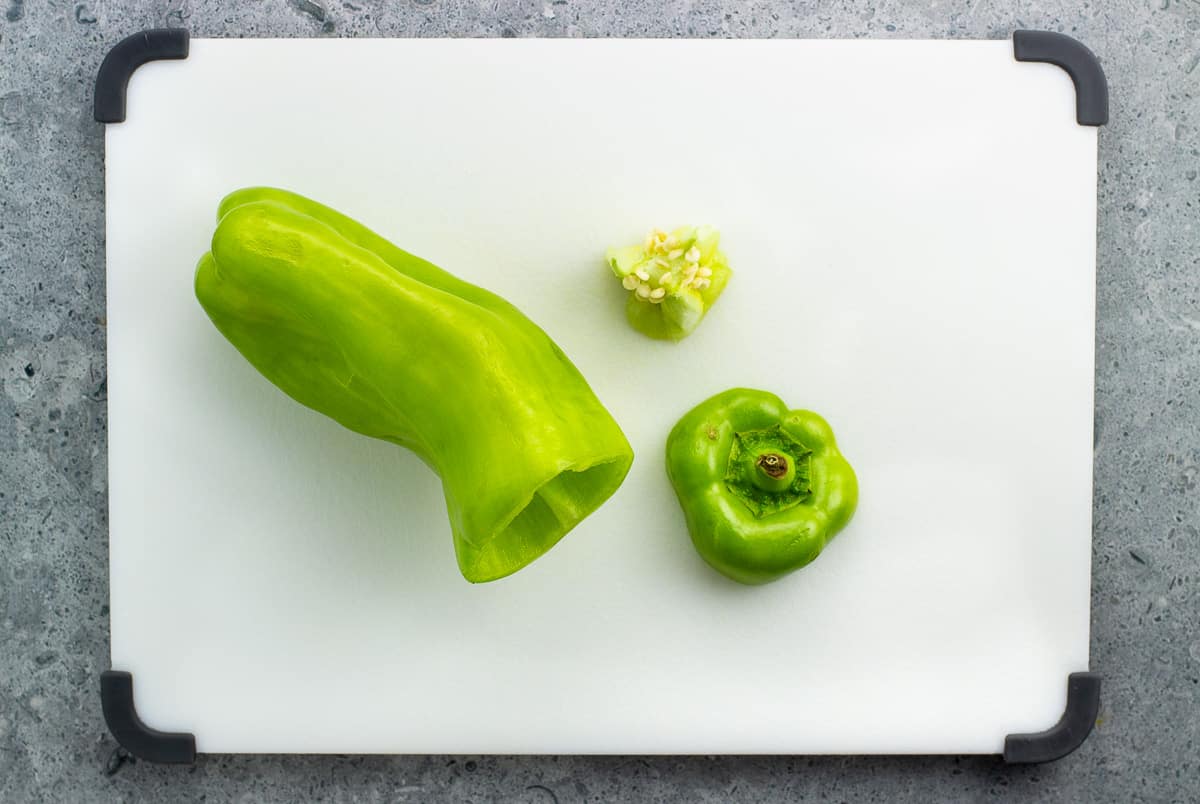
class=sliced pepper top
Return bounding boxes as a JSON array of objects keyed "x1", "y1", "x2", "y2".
[
  {"x1": 665, "y1": 388, "x2": 858, "y2": 585},
  {"x1": 606, "y1": 226, "x2": 732, "y2": 341}
]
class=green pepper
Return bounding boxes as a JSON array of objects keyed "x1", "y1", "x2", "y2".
[
  {"x1": 606, "y1": 225, "x2": 732, "y2": 340},
  {"x1": 665, "y1": 388, "x2": 858, "y2": 585},
  {"x1": 195, "y1": 187, "x2": 634, "y2": 583}
]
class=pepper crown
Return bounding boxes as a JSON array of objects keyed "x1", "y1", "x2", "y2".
[{"x1": 724, "y1": 425, "x2": 813, "y2": 516}]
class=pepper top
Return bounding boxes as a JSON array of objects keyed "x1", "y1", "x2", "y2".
[{"x1": 665, "y1": 388, "x2": 858, "y2": 585}]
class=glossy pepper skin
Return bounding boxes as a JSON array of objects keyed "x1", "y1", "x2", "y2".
[
  {"x1": 195, "y1": 187, "x2": 634, "y2": 583},
  {"x1": 665, "y1": 388, "x2": 857, "y2": 585}
]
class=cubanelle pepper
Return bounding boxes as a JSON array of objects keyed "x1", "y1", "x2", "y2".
[
  {"x1": 665, "y1": 388, "x2": 858, "y2": 585},
  {"x1": 195, "y1": 187, "x2": 634, "y2": 583}
]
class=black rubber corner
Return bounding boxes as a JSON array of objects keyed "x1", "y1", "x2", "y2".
[
  {"x1": 94, "y1": 28, "x2": 190, "y2": 124},
  {"x1": 1013, "y1": 30, "x2": 1108, "y2": 126},
  {"x1": 100, "y1": 671, "x2": 197, "y2": 764},
  {"x1": 1003, "y1": 672, "x2": 1101, "y2": 764}
]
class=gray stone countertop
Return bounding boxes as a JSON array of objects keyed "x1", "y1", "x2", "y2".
[{"x1": 1, "y1": 1, "x2": 1197, "y2": 801}]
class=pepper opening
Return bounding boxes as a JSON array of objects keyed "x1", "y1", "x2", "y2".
[{"x1": 458, "y1": 455, "x2": 632, "y2": 583}]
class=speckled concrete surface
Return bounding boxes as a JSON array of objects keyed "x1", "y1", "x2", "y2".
[{"x1": 1, "y1": 0, "x2": 1197, "y2": 801}]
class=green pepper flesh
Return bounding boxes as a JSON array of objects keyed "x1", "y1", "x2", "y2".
[{"x1": 196, "y1": 188, "x2": 634, "y2": 583}]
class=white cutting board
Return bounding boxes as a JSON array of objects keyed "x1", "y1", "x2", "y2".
[{"x1": 105, "y1": 38, "x2": 1097, "y2": 754}]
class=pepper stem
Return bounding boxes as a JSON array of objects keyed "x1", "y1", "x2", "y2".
[{"x1": 752, "y1": 452, "x2": 794, "y2": 493}]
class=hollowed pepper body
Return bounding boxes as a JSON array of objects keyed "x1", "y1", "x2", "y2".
[{"x1": 195, "y1": 188, "x2": 633, "y2": 583}]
